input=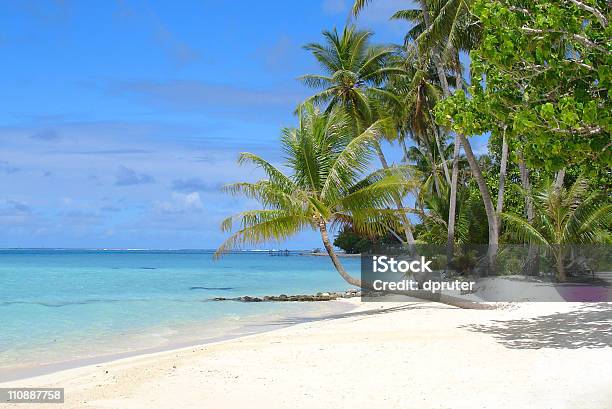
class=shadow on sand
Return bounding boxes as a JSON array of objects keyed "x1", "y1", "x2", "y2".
[{"x1": 460, "y1": 303, "x2": 612, "y2": 349}]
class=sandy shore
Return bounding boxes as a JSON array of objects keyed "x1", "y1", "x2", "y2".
[{"x1": 1, "y1": 300, "x2": 611, "y2": 409}]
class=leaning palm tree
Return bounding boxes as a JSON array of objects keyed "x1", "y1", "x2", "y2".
[
  {"x1": 502, "y1": 177, "x2": 611, "y2": 281},
  {"x1": 216, "y1": 103, "x2": 492, "y2": 310},
  {"x1": 215, "y1": 103, "x2": 411, "y2": 287}
]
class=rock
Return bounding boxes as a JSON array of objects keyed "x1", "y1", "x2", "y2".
[
  {"x1": 239, "y1": 296, "x2": 263, "y2": 302},
  {"x1": 211, "y1": 291, "x2": 345, "y2": 303}
]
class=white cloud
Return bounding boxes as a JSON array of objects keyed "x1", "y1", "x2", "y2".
[{"x1": 155, "y1": 192, "x2": 203, "y2": 214}]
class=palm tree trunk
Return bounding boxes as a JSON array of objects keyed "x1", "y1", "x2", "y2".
[
  {"x1": 426, "y1": 112, "x2": 451, "y2": 184},
  {"x1": 458, "y1": 134, "x2": 499, "y2": 271},
  {"x1": 400, "y1": 137, "x2": 410, "y2": 162},
  {"x1": 454, "y1": 59, "x2": 466, "y2": 91},
  {"x1": 318, "y1": 220, "x2": 495, "y2": 309},
  {"x1": 517, "y1": 151, "x2": 534, "y2": 222},
  {"x1": 427, "y1": 151, "x2": 441, "y2": 195},
  {"x1": 318, "y1": 220, "x2": 363, "y2": 287},
  {"x1": 554, "y1": 169, "x2": 566, "y2": 190},
  {"x1": 434, "y1": 128, "x2": 451, "y2": 184},
  {"x1": 446, "y1": 133, "x2": 461, "y2": 266},
  {"x1": 374, "y1": 142, "x2": 416, "y2": 250},
  {"x1": 420, "y1": 1, "x2": 451, "y2": 97},
  {"x1": 517, "y1": 150, "x2": 538, "y2": 275},
  {"x1": 445, "y1": 55, "x2": 466, "y2": 268},
  {"x1": 556, "y1": 246, "x2": 568, "y2": 282},
  {"x1": 496, "y1": 129, "x2": 509, "y2": 230}
]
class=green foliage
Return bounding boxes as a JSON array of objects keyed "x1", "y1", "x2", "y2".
[
  {"x1": 333, "y1": 227, "x2": 373, "y2": 254},
  {"x1": 414, "y1": 180, "x2": 490, "y2": 245},
  {"x1": 216, "y1": 103, "x2": 416, "y2": 256},
  {"x1": 218, "y1": 0, "x2": 611, "y2": 261},
  {"x1": 300, "y1": 25, "x2": 404, "y2": 126},
  {"x1": 436, "y1": 0, "x2": 611, "y2": 178},
  {"x1": 405, "y1": 137, "x2": 454, "y2": 202},
  {"x1": 333, "y1": 226, "x2": 401, "y2": 253},
  {"x1": 503, "y1": 176, "x2": 612, "y2": 246},
  {"x1": 502, "y1": 175, "x2": 611, "y2": 280}
]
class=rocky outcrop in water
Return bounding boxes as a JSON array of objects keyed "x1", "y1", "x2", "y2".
[{"x1": 211, "y1": 289, "x2": 360, "y2": 302}]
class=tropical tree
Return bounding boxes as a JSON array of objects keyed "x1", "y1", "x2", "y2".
[
  {"x1": 405, "y1": 138, "x2": 453, "y2": 204},
  {"x1": 215, "y1": 103, "x2": 411, "y2": 287},
  {"x1": 415, "y1": 182, "x2": 469, "y2": 245},
  {"x1": 502, "y1": 177, "x2": 611, "y2": 281},
  {"x1": 353, "y1": 0, "x2": 500, "y2": 267},
  {"x1": 383, "y1": 54, "x2": 452, "y2": 184},
  {"x1": 300, "y1": 25, "x2": 418, "y2": 248},
  {"x1": 437, "y1": 0, "x2": 611, "y2": 197},
  {"x1": 216, "y1": 103, "x2": 491, "y2": 309},
  {"x1": 452, "y1": 0, "x2": 609, "y2": 174},
  {"x1": 299, "y1": 25, "x2": 402, "y2": 122}
]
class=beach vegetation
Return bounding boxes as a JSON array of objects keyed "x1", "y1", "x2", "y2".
[{"x1": 218, "y1": 0, "x2": 610, "y2": 288}]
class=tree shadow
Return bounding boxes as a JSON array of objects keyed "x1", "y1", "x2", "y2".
[{"x1": 460, "y1": 303, "x2": 612, "y2": 349}]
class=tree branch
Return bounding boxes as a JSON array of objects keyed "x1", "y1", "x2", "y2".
[
  {"x1": 520, "y1": 26, "x2": 606, "y2": 52},
  {"x1": 567, "y1": 0, "x2": 608, "y2": 28}
]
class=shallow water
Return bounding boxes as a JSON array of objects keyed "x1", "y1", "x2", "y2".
[{"x1": 0, "y1": 249, "x2": 360, "y2": 377}]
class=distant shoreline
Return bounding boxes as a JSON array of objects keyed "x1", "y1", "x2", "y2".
[{"x1": 303, "y1": 252, "x2": 361, "y2": 257}]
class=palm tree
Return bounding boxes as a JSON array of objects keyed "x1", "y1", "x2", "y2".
[
  {"x1": 415, "y1": 182, "x2": 471, "y2": 245},
  {"x1": 216, "y1": 103, "x2": 492, "y2": 309},
  {"x1": 413, "y1": 0, "x2": 481, "y2": 67},
  {"x1": 405, "y1": 139, "x2": 453, "y2": 204},
  {"x1": 383, "y1": 54, "x2": 452, "y2": 184},
  {"x1": 299, "y1": 26, "x2": 402, "y2": 122},
  {"x1": 502, "y1": 177, "x2": 611, "y2": 281},
  {"x1": 215, "y1": 103, "x2": 411, "y2": 287},
  {"x1": 300, "y1": 25, "x2": 417, "y2": 248},
  {"x1": 409, "y1": 0, "x2": 489, "y2": 267},
  {"x1": 353, "y1": 0, "x2": 498, "y2": 268},
  {"x1": 352, "y1": 1, "x2": 452, "y2": 96}
]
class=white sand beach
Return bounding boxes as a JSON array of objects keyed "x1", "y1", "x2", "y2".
[{"x1": 1, "y1": 300, "x2": 611, "y2": 409}]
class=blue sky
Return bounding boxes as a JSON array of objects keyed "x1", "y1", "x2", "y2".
[{"x1": 0, "y1": 0, "x2": 486, "y2": 249}]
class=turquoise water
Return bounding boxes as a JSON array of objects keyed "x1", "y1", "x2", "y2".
[{"x1": 0, "y1": 250, "x2": 359, "y2": 375}]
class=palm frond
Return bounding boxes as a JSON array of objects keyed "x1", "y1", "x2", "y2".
[
  {"x1": 351, "y1": 0, "x2": 373, "y2": 16},
  {"x1": 215, "y1": 210, "x2": 311, "y2": 258},
  {"x1": 502, "y1": 212, "x2": 550, "y2": 246},
  {"x1": 299, "y1": 74, "x2": 334, "y2": 89},
  {"x1": 320, "y1": 119, "x2": 383, "y2": 201},
  {"x1": 391, "y1": 9, "x2": 422, "y2": 22}
]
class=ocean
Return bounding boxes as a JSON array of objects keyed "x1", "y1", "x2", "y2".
[{"x1": 0, "y1": 249, "x2": 360, "y2": 380}]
